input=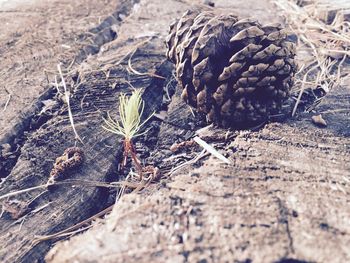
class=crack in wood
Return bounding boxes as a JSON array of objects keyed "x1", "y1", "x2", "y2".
[{"x1": 276, "y1": 197, "x2": 295, "y2": 256}]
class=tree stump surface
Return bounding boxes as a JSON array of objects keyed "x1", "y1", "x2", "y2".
[{"x1": 0, "y1": 0, "x2": 349, "y2": 262}]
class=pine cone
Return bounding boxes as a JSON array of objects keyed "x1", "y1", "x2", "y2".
[{"x1": 165, "y1": 10, "x2": 297, "y2": 127}]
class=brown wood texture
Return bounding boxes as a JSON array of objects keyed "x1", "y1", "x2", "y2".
[{"x1": 0, "y1": 0, "x2": 349, "y2": 262}]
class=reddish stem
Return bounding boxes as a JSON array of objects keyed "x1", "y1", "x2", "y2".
[{"x1": 122, "y1": 139, "x2": 143, "y2": 179}]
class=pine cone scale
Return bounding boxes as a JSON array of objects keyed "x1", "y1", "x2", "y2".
[{"x1": 229, "y1": 44, "x2": 262, "y2": 63}]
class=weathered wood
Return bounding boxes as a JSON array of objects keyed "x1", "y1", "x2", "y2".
[
  {"x1": 1, "y1": 0, "x2": 349, "y2": 262},
  {"x1": 44, "y1": 1, "x2": 350, "y2": 263},
  {"x1": 46, "y1": 85, "x2": 350, "y2": 263}
]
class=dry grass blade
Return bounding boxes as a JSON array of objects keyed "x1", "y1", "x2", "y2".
[
  {"x1": 127, "y1": 48, "x2": 166, "y2": 80},
  {"x1": 274, "y1": 0, "x2": 350, "y2": 115},
  {"x1": 57, "y1": 64, "x2": 84, "y2": 143}
]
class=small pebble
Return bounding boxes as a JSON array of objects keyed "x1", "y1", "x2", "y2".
[
  {"x1": 203, "y1": 0, "x2": 215, "y2": 7},
  {"x1": 312, "y1": 114, "x2": 327, "y2": 127}
]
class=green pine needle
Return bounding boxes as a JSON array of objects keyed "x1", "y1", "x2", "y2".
[{"x1": 102, "y1": 89, "x2": 154, "y2": 141}]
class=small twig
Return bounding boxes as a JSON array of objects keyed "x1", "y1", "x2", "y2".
[
  {"x1": 193, "y1": 136, "x2": 231, "y2": 164},
  {"x1": 3, "y1": 94, "x2": 11, "y2": 112},
  {"x1": 188, "y1": 106, "x2": 196, "y2": 117}
]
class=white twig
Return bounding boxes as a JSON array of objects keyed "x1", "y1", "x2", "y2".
[
  {"x1": 3, "y1": 94, "x2": 11, "y2": 112},
  {"x1": 193, "y1": 136, "x2": 231, "y2": 164}
]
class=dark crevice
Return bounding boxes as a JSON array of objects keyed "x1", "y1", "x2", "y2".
[
  {"x1": 274, "y1": 259, "x2": 312, "y2": 263},
  {"x1": 275, "y1": 197, "x2": 295, "y2": 257},
  {"x1": 0, "y1": 87, "x2": 56, "y2": 178},
  {"x1": 75, "y1": 0, "x2": 140, "y2": 63}
]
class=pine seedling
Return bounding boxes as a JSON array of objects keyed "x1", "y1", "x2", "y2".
[{"x1": 102, "y1": 89, "x2": 154, "y2": 176}]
